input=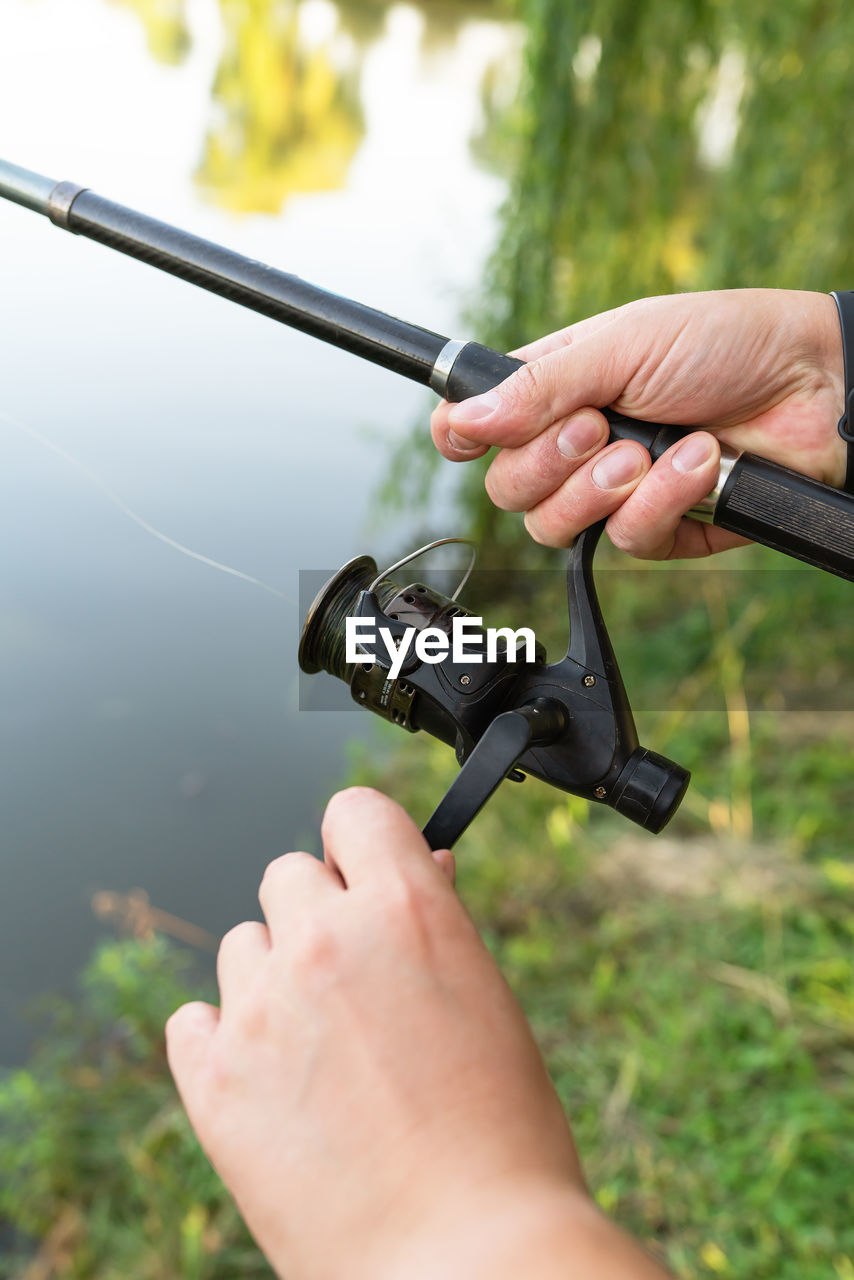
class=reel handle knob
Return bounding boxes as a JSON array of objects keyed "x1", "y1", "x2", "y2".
[{"x1": 609, "y1": 747, "x2": 690, "y2": 834}]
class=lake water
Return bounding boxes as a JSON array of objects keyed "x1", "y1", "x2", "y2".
[{"x1": 0, "y1": 0, "x2": 519, "y2": 1062}]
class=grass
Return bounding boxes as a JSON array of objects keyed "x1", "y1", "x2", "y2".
[{"x1": 0, "y1": 940, "x2": 272, "y2": 1279}]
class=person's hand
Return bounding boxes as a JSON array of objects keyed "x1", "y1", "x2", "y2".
[
  {"x1": 431, "y1": 289, "x2": 846, "y2": 560},
  {"x1": 166, "y1": 788, "x2": 669, "y2": 1279}
]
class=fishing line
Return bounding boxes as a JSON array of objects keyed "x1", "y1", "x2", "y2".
[{"x1": 0, "y1": 407, "x2": 293, "y2": 603}]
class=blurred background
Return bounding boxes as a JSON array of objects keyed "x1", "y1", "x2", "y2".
[
  {"x1": 2, "y1": 1, "x2": 854, "y2": 1277},
  {"x1": 0, "y1": 0, "x2": 518, "y2": 1060}
]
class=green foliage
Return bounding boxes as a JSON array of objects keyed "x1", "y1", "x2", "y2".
[
  {"x1": 483, "y1": 0, "x2": 854, "y2": 353},
  {"x1": 0, "y1": 939, "x2": 270, "y2": 1279}
]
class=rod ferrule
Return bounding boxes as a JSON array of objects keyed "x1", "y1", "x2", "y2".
[
  {"x1": 47, "y1": 181, "x2": 88, "y2": 231},
  {"x1": 688, "y1": 444, "x2": 740, "y2": 522},
  {"x1": 429, "y1": 338, "x2": 468, "y2": 396}
]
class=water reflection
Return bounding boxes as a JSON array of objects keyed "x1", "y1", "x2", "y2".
[
  {"x1": 104, "y1": 0, "x2": 509, "y2": 213},
  {"x1": 107, "y1": 0, "x2": 191, "y2": 64},
  {"x1": 197, "y1": 0, "x2": 364, "y2": 213}
]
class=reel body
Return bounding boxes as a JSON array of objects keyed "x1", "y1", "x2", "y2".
[{"x1": 300, "y1": 524, "x2": 689, "y2": 849}]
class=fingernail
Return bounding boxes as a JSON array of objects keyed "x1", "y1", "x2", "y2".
[
  {"x1": 672, "y1": 434, "x2": 715, "y2": 474},
  {"x1": 449, "y1": 390, "x2": 501, "y2": 425},
  {"x1": 448, "y1": 430, "x2": 480, "y2": 452},
  {"x1": 557, "y1": 414, "x2": 604, "y2": 459},
  {"x1": 592, "y1": 446, "x2": 644, "y2": 489}
]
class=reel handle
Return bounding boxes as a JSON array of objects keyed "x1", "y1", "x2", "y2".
[
  {"x1": 442, "y1": 342, "x2": 854, "y2": 584},
  {"x1": 422, "y1": 700, "x2": 567, "y2": 851}
]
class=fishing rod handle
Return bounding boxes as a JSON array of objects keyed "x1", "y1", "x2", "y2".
[{"x1": 436, "y1": 340, "x2": 854, "y2": 583}]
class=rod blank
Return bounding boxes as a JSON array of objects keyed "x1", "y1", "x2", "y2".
[
  {"x1": 0, "y1": 158, "x2": 447, "y2": 383},
  {"x1": 0, "y1": 161, "x2": 55, "y2": 215}
]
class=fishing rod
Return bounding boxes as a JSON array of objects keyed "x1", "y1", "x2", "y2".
[
  {"x1": 2, "y1": 157, "x2": 854, "y2": 583},
  {"x1": 0, "y1": 158, "x2": 850, "y2": 848}
]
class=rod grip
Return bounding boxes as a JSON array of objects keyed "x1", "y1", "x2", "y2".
[
  {"x1": 712, "y1": 453, "x2": 854, "y2": 580},
  {"x1": 445, "y1": 344, "x2": 525, "y2": 401}
]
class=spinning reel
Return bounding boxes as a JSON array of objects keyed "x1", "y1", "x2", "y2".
[{"x1": 300, "y1": 523, "x2": 689, "y2": 850}]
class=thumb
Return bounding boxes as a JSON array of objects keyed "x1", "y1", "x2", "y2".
[
  {"x1": 446, "y1": 317, "x2": 637, "y2": 449},
  {"x1": 431, "y1": 847, "x2": 456, "y2": 885}
]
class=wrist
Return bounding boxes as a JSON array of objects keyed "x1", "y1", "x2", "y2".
[
  {"x1": 798, "y1": 290, "x2": 847, "y2": 487},
  {"x1": 819, "y1": 290, "x2": 846, "y2": 411},
  {"x1": 374, "y1": 1180, "x2": 671, "y2": 1280}
]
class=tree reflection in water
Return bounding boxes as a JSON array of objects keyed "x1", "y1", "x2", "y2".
[
  {"x1": 197, "y1": 0, "x2": 364, "y2": 214},
  {"x1": 106, "y1": 0, "x2": 191, "y2": 65},
  {"x1": 104, "y1": 0, "x2": 508, "y2": 214}
]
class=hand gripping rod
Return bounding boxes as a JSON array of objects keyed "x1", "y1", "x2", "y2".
[{"x1": 3, "y1": 157, "x2": 854, "y2": 582}]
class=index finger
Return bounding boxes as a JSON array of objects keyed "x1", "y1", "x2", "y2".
[
  {"x1": 509, "y1": 308, "x2": 619, "y2": 363},
  {"x1": 320, "y1": 786, "x2": 439, "y2": 890},
  {"x1": 430, "y1": 398, "x2": 491, "y2": 461}
]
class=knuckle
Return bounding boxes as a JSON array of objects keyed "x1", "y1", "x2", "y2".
[
  {"x1": 289, "y1": 917, "x2": 342, "y2": 981},
  {"x1": 235, "y1": 988, "x2": 271, "y2": 1040},
  {"x1": 485, "y1": 458, "x2": 519, "y2": 511},
  {"x1": 604, "y1": 519, "x2": 638, "y2": 555},
  {"x1": 203, "y1": 1036, "x2": 238, "y2": 1099},
  {"x1": 375, "y1": 871, "x2": 432, "y2": 929},
  {"x1": 322, "y1": 785, "x2": 367, "y2": 835},
  {"x1": 326, "y1": 785, "x2": 375, "y2": 815},
  {"x1": 617, "y1": 297, "x2": 645, "y2": 322},
  {"x1": 219, "y1": 919, "x2": 258, "y2": 956},
  {"x1": 506, "y1": 358, "x2": 550, "y2": 414},
  {"x1": 260, "y1": 850, "x2": 310, "y2": 891},
  {"x1": 524, "y1": 505, "x2": 575, "y2": 549},
  {"x1": 606, "y1": 503, "x2": 669, "y2": 561},
  {"x1": 164, "y1": 1002, "x2": 195, "y2": 1045},
  {"x1": 523, "y1": 510, "x2": 557, "y2": 547},
  {"x1": 430, "y1": 416, "x2": 450, "y2": 454},
  {"x1": 259, "y1": 855, "x2": 288, "y2": 892}
]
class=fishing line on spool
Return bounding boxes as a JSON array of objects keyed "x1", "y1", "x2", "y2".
[
  {"x1": 305, "y1": 538, "x2": 477, "y2": 682},
  {"x1": 0, "y1": 407, "x2": 293, "y2": 603},
  {"x1": 309, "y1": 568, "x2": 401, "y2": 682}
]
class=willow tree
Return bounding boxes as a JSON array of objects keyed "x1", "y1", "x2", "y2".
[{"x1": 486, "y1": 0, "x2": 854, "y2": 347}]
